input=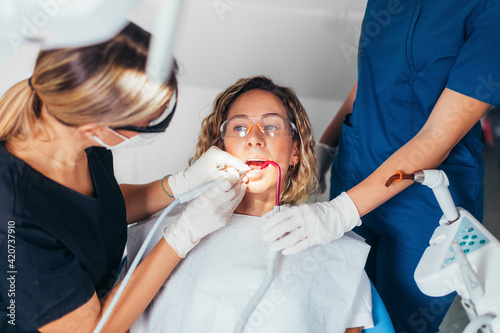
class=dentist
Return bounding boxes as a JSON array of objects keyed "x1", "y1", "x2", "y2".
[{"x1": 0, "y1": 22, "x2": 247, "y2": 333}]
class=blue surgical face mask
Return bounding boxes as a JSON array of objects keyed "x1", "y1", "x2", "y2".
[{"x1": 91, "y1": 127, "x2": 162, "y2": 150}]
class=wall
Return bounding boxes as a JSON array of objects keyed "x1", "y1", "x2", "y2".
[{"x1": 113, "y1": 0, "x2": 365, "y2": 201}]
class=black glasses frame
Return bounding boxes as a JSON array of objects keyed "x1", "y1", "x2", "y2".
[{"x1": 112, "y1": 100, "x2": 177, "y2": 133}]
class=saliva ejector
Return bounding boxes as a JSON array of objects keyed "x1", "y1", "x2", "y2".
[
  {"x1": 234, "y1": 160, "x2": 282, "y2": 333},
  {"x1": 93, "y1": 169, "x2": 247, "y2": 333},
  {"x1": 386, "y1": 169, "x2": 500, "y2": 332}
]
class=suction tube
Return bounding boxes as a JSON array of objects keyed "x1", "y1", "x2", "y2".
[
  {"x1": 261, "y1": 160, "x2": 281, "y2": 207},
  {"x1": 234, "y1": 161, "x2": 281, "y2": 333}
]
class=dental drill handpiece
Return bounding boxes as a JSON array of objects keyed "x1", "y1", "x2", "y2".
[{"x1": 234, "y1": 161, "x2": 281, "y2": 333}]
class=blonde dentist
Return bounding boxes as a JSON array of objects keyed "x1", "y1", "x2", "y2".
[{"x1": 0, "y1": 22, "x2": 247, "y2": 333}]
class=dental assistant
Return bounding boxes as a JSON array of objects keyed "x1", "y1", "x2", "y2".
[
  {"x1": 0, "y1": 23, "x2": 247, "y2": 333},
  {"x1": 264, "y1": 1, "x2": 500, "y2": 332}
]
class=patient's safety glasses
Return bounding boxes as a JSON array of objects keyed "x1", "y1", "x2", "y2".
[{"x1": 220, "y1": 114, "x2": 297, "y2": 139}]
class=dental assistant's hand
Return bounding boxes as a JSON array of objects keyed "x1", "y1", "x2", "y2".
[
  {"x1": 263, "y1": 192, "x2": 361, "y2": 255},
  {"x1": 168, "y1": 146, "x2": 250, "y2": 197},
  {"x1": 163, "y1": 169, "x2": 247, "y2": 258}
]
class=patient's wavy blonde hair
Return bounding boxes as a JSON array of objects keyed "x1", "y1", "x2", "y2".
[
  {"x1": 190, "y1": 76, "x2": 318, "y2": 205},
  {"x1": 0, "y1": 22, "x2": 177, "y2": 143}
]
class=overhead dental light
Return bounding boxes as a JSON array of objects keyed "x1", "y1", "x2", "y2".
[{"x1": 0, "y1": 0, "x2": 183, "y2": 95}]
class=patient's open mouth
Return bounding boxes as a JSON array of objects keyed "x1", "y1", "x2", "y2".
[{"x1": 245, "y1": 159, "x2": 266, "y2": 172}]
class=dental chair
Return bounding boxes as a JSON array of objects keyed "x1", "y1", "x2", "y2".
[{"x1": 364, "y1": 281, "x2": 395, "y2": 333}]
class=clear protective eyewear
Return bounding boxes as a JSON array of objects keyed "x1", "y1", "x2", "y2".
[{"x1": 220, "y1": 114, "x2": 297, "y2": 139}]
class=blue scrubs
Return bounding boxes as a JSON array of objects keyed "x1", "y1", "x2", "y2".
[{"x1": 331, "y1": 0, "x2": 500, "y2": 332}]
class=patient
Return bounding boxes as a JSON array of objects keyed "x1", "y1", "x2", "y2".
[{"x1": 127, "y1": 76, "x2": 374, "y2": 332}]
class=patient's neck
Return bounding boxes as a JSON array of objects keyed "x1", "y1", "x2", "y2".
[{"x1": 234, "y1": 191, "x2": 275, "y2": 217}]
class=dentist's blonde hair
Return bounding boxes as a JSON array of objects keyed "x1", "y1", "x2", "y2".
[
  {"x1": 191, "y1": 76, "x2": 318, "y2": 205},
  {"x1": 0, "y1": 22, "x2": 177, "y2": 143}
]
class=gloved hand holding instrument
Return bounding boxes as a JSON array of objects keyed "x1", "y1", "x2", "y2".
[
  {"x1": 94, "y1": 166, "x2": 248, "y2": 333},
  {"x1": 164, "y1": 168, "x2": 247, "y2": 258},
  {"x1": 168, "y1": 146, "x2": 250, "y2": 197}
]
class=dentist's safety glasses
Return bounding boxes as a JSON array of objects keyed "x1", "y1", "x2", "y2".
[
  {"x1": 93, "y1": 92, "x2": 177, "y2": 149},
  {"x1": 220, "y1": 114, "x2": 297, "y2": 139},
  {"x1": 113, "y1": 92, "x2": 177, "y2": 133}
]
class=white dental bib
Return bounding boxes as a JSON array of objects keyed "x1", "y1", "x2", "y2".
[{"x1": 126, "y1": 206, "x2": 373, "y2": 333}]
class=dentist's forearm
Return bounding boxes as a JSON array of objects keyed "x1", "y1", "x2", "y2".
[
  {"x1": 97, "y1": 239, "x2": 181, "y2": 332},
  {"x1": 39, "y1": 239, "x2": 181, "y2": 333},
  {"x1": 120, "y1": 180, "x2": 175, "y2": 223}
]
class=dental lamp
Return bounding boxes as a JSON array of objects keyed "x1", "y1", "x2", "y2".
[{"x1": 0, "y1": 0, "x2": 183, "y2": 95}]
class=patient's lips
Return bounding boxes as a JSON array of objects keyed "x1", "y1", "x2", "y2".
[
  {"x1": 246, "y1": 159, "x2": 266, "y2": 170},
  {"x1": 245, "y1": 159, "x2": 268, "y2": 180}
]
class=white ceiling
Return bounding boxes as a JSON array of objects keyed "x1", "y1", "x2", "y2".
[
  {"x1": 173, "y1": 0, "x2": 366, "y2": 101},
  {"x1": 0, "y1": 0, "x2": 366, "y2": 101}
]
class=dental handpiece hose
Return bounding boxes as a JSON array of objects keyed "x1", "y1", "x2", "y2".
[
  {"x1": 234, "y1": 161, "x2": 281, "y2": 333},
  {"x1": 93, "y1": 173, "x2": 243, "y2": 333}
]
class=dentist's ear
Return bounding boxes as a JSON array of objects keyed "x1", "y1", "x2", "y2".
[
  {"x1": 77, "y1": 124, "x2": 109, "y2": 145},
  {"x1": 78, "y1": 124, "x2": 104, "y2": 139}
]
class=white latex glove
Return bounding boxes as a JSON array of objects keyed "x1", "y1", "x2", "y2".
[
  {"x1": 315, "y1": 142, "x2": 338, "y2": 194},
  {"x1": 262, "y1": 192, "x2": 361, "y2": 255},
  {"x1": 169, "y1": 146, "x2": 250, "y2": 197},
  {"x1": 163, "y1": 169, "x2": 247, "y2": 258}
]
